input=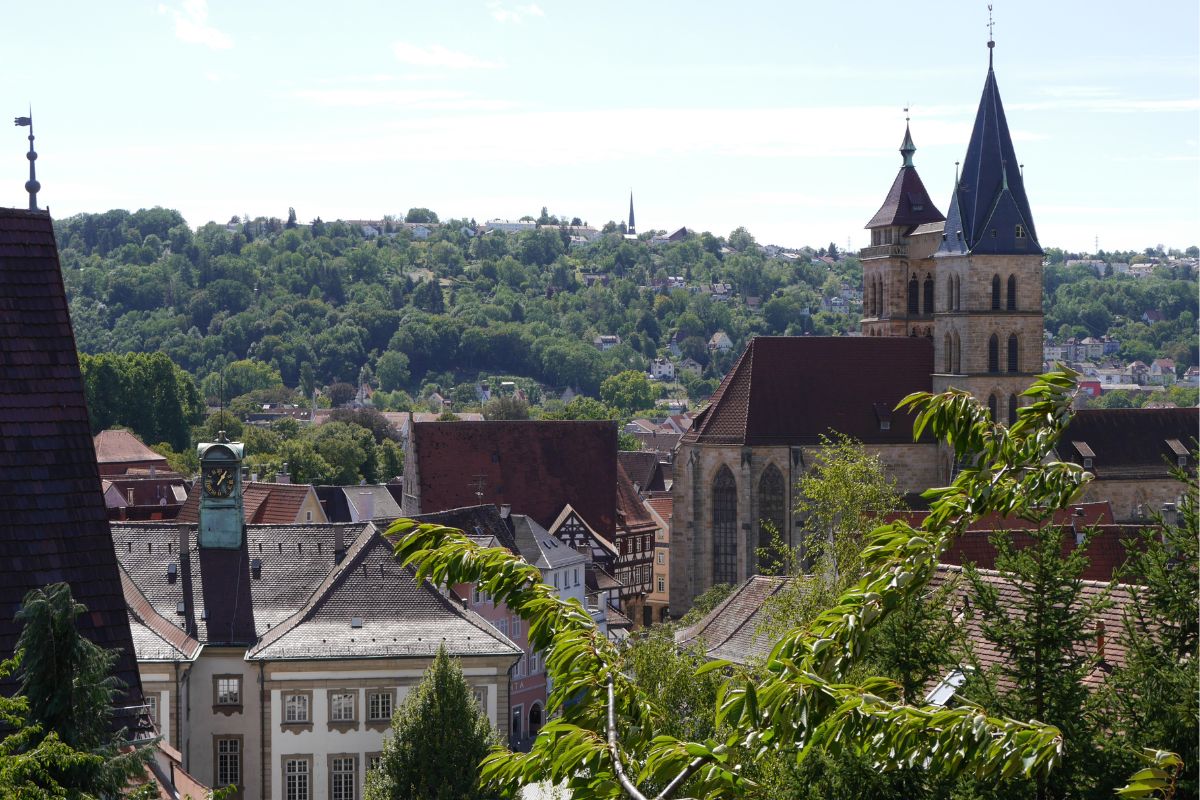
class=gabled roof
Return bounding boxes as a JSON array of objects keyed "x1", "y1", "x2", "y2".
[
  {"x1": 176, "y1": 481, "x2": 324, "y2": 524},
  {"x1": 645, "y1": 493, "x2": 673, "y2": 525},
  {"x1": 411, "y1": 420, "x2": 618, "y2": 537},
  {"x1": 344, "y1": 484, "x2": 403, "y2": 522},
  {"x1": 617, "y1": 451, "x2": 666, "y2": 493},
  {"x1": 0, "y1": 208, "x2": 142, "y2": 710},
  {"x1": 865, "y1": 125, "x2": 945, "y2": 230},
  {"x1": 1060, "y1": 408, "x2": 1198, "y2": 479},
  {"x1": 120, "y1": 568, "x2": 201, "y2": 662},
  {"x1": 94, "y1": 429, "x2": 169, "y2": 467},
  {"x1": 411, "y1": 504, "x2": 519, "y2": 555},
  {"x1": 114, "y1": 522, "x2": 373, "y2": 647},
  {"x1": 683, "y1": 337, "x2": 933, "y2": 446},
  {"x1": 511, "y1": 515, "x2": 588, "y2": 571},
  {"x1": 939, "y1": 46, "x2": 1042, "y2": 256},
  {"x1": 675, "y1": 575, "x2": 797, "y2": 664},
  {"x1": 615, "y1": 463, "x2": 657, "y2": 533},
  {"x1": 248, "y1": 529, "x2": 520, "y2": 661}
]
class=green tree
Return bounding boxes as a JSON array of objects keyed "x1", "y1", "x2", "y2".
[
  {"x1": 376, "y1": 351, "x2": 411, "y2": 392},
  {"x1": 405, "y1": 208, "x2": 440, "y2": 224},
  {"x1": 600, "y1": 370, "x2": 654, "y2": 414},
  {"x1": 365, "y1": 644, "x2": 497, "y2": 800},
  {"x1": 483, "y1": 395, "x2": 530, "y2": 420},
  {"x1": 386, "y1": 371, "x2": 1180, "y2": 799},
  {"x1": 0, "y1": 583, "x2": 153, "y2": 798},
  {"x1": 1106, "y1": 476, "x2": 1199, "y2": 798}
]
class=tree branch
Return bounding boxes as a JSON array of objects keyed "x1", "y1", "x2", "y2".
[{"x1": 607, "y1": 675, "x2": 649, "y2": 800}]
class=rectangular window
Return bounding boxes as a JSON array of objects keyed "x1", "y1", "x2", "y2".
[
  {"x1": 657, "y1": 575, "x2": 665, "y2": 593},
  {"x1": 330, "y1": 692, "x2": 356, "y2": 722},
  {"x1": 368, "y1": 691, "x2": 393, "y2": 721},
  {"x1": 493, "y1": 618, "x2": 508, "y2": 637},
  {"x1": 285, "y1": 757, "x2": 310, "y2": 800},
  {"x1": 216, "y1": 737, "x2": 241, "y2": 788},
  {"x1": 472, "y1": 686, "x2": 487, "y2": 712},
  {"x1": 214, "y1": 676, "x2": 241, "y2": 707},
  {"x1": 331, "y1": 755, "x2": 357, "y2": 800},
  {"x1": 285, "y1": 694, "x2": 309, "y2": 723},
  {"x1": 145, "y1": 694, "x2": 158, "y2": 726},
  {"x1": 656, "y1": 551, "x2": 664, "y2": 565},
  {"x1": 367, "y1": 753, "x2": 383, "y2": 773},
  {"x1": 573, "y1": 567, "x2": 579, "y2": 586},
  {"x1": 511, "y1": 616, "x2": 521, "y2": 638}
]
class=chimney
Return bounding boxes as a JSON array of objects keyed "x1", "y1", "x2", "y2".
[
  {"x1": 334, "y1": 526, "x2": 346, "y2": 564},
  {"x1": 1072, "y1": 506, "x2": 1086, "y2": 546},
  {"x1": 276, "y1": 462, "x2": 290, "y2": 484},
  {"x1": 499, "y1": 504, "x2": 511, "y2": 519},
  {"x1": 1161, "y1": 502, "x2": 1178, "y2": 529}
]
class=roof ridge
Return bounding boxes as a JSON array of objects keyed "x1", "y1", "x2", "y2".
[
  {"x1": 245, "y1": 522, "x2": 377, "y2": 658},
  {"x1": 119, "y1": 565, "x2": 201, "y2": 660}
]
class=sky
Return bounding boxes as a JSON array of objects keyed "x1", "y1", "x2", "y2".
[{"x1": 2, "y1": 1, "x2": 1197, "y2": 253}]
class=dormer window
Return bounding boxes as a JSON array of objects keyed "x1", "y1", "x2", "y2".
[
  {"x1": 1072, "y1": 441, "x2": 1095, "y2": 471},
  {"x1": 1166, "y1": 439, "x2": 1188, "y2": 468},
  {"x1": 1015, "y1": 224, "x2": 1025, "y2": 239}
]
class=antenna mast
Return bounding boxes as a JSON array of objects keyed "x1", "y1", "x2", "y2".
[{"x1": 13, "y1": 109, "x2": 39, "y2": 211}]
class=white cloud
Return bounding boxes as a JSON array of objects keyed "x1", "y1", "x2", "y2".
[
  {"x1": 488, "y1": 1, "x2": 544, "y2": 23},
  {"x1": 392, "y1": 42, "x2": 500, "y2": 70},
  {"x1": 293, "y1": 87, "x2": 516, "y2": 111},
  {"x1": 158, "y1": 0, "x2": 232, "y2": 50},
  {"x1": 1011, "y1": 97, "x2": 1200, "y2": 113}
]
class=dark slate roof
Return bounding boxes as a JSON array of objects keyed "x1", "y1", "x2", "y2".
[
  {"x1": 410, "y1": 504, "x2": 519, "y2": 555},
  {"x1": 865, "y1": 125, "x2": 945, "y2": 230},
  {"x1": 1060, "y1": 408, "x2": 1198, "y2": 480},
  {"x1": 616, "y1": 450, "x2": 666, "y2": 493},
  {"x1": 248, "y1": 528, "x2": 520, "y2": 661},
  {"x1": 0, "y1": 208, "x2": 143, "y2": 710},
  {"x1": 411, "y1": 420, "x2": 618, "y2": 538},
  {"x1": 113, "y1": 522, "x2": 372, "y2": 646},
  {"x1": 510, "y1": 515, "x2": 588, "y2": 571},
  {"x1": 120, "y1": 568, "x2": 201, "y2": 662},
  {"x1": 939, "y1": 48, "x2": 1042, "y2": 256},
  {"x1": 683, "y1": 337, "x2": 934, "y2": 446},
  {"x1": 675, "y1": 575, "x2": 797, "y2": 664}
]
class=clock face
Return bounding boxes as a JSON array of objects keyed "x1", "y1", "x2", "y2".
[{"x1": 203, "y1": 466, "x2": 236, "y2": 498}]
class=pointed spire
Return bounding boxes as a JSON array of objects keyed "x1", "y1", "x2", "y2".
[
  {"x1": 627, "y1": 191, "x2": 636, "y2": 235},
  {"x1": 900, "y1": 110, "x2": 916, "y2": 168}
]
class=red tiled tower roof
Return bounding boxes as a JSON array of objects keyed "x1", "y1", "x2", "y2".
[{"x1": 0, "y1": 208, "x2": 143, "y2": 710}]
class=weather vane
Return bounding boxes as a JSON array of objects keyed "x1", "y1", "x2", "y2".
[
  {"x1": 987, "y1": 4, "x2": 995, "y2": 43},
  {"x1": 13, "y1": 109, "x2": 39, "y2": 211}
]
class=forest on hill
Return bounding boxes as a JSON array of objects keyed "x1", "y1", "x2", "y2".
[{"x1": 55, "y1": 207, "x2": 1198, "y2": 478}]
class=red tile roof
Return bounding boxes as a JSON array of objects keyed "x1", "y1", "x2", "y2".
[
  {"x1": 410, "y1": 420, "x2": 618, "y2": 537},
  {"x1": 94, "y1": 429, "x2": 169, "y2": 467},
  {"x1": 684, "y1": 337, "x2": 934, "y2": 446},
  {"x1": 646, "y1": 493, "x2": 673, "y2": 524},
  {"x1": 0, "y1": 208, "x2": 143, "y2": 711},
  {"x1": 616, "y1": 463, "x2": 656, "y2": 531},
  {"x1": 176, "y1": 481, "x2": 320, "y2": 524}
]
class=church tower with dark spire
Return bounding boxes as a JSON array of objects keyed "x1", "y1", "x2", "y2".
[
  {"x1": 930, "y1": 34, "x2": 1044, "y2": 425},
  {"x1": 861, "y1": 119, "x2": 945, "y2": 337}
]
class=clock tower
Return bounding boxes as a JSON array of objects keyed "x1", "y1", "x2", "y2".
[{"x1": 197, "y1": 432, "x2": 245, "y2": 549}]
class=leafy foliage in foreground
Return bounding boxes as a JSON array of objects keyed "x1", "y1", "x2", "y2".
[{"x1": 387, "y1": 370, "x2": 1183, "y2": 799}]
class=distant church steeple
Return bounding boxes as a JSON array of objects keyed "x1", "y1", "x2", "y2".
[
  {"x1": 627, "y1": 191, "x2": 636, "y2": 235},
  {"x1": 13, "y1": 111, "x2": 39, "y2": 212},
  {"x1": 939, "y1": 29, "x2": 1041, "y2": 256}
]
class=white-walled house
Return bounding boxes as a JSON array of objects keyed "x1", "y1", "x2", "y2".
[{"x1": 115, "y1": 520, "x2": 519, "y2": 800}]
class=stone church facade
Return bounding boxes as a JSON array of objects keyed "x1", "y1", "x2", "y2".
[{"x1": 670, "y1": 40, "x2": 1048, "y2": 614}]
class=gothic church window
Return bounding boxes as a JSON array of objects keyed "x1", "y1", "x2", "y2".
[
  {"x1": 1007, "y1": 274, "x2": 1017, "y2": 310},
  {"x1": 943, "y1": 333, "x2": 953, "y2": 373},
  {"x1": 952, "y1": 330, "x2": 961, "y2": 373},
  {"x1": 954, "y1": 274, "x2": 961, "y2": 310},
  {"x1": 712, "y1": 466, "x2": 738, "y2": 586},
  {"x1": 945, "y1": 276, "x2": 954, "y2": 311},
  {"x1": 923, "y1": 274, "x2": 934, "y2": 315},
  {"x1": 991, "y1": 274, "x2": 1001, "y2": 310},
  {"x1": 987, "y1": 394, "x2": 998, "y2": 421},
  {"x1": 1008, "y1": 334, "x2": 1019, "y2": 373},
  {"x1": 988, "y1": 334, "x2": 1000, "y2": 373},
  {"x1": 907, "y1": 275, "x2": 919, "y2": 315},
  {"x1": 1008, "y1": 394, "x2": 1019, "y2": 426},
  {"x1": 756, "y1": 465, "x2": 785, "y2": 575}
]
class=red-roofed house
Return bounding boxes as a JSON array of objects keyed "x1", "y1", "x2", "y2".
[
  {"x1": 94, "y1": 428, "x2": 170, "y2": 476},
  {"x1": 176, "y1": 481, "x2": 328, "y2": 524}
]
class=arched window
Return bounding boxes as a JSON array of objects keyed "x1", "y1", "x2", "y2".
[
  {"x1": 907, "y1": 274, "x2": 919, "y2": 315},
  {"x1": 529, "y1": 703, "x2": 543, "y2": 736},
  {"x1": 1007, "y1": 274, "x2": 1017, "y2": 310},
  {"x1": 991, "y1": 274, "x2": 1001, "y2": 309},
  {"x1": 757, "y1": 464, "x2": 786, "y2": 575},
  {"x1": 988, "y1": 334, "x2": 999, "y2": 373},
  {"x1": 1007, "y1": 334, "x2": 1019, "y2": 373},
  {"x1": 945, "y1": 275, "x2": 954, "y2": 311},
  {"x1": 951, "y1": 330, "x2": 961, "y2": 373},
  {"x1": 1008, "y1": 394, "x2": 1019, "y2": 426},
  {"x1": 987, "y1": 394, "x2": 998, "y2": 421},
  {"x1": 712, "y1": 466, "x2": 738, "y2": 586},
  {"x1": 923, "y1": 274, "x2": 934, "y2": 315},
  {"x1": 943, "y1": 333, "x2": 953, "y2": 373},
  {"x1": 954, "y1": 274, "x2": 961, "y2": 310}
]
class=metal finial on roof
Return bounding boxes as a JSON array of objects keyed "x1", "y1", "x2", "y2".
[
  {"x1": 987, "y1": 4, "x2": 995, "y2": 66},
  {"x1": 13, "y1": 109, "x2": 39, "y2": 211}
]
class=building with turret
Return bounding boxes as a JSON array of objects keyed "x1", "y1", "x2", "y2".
[{"x1": 669, "y1": 38, "x2": 1197, "y2": 615}]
